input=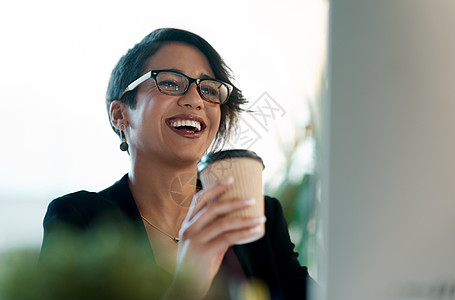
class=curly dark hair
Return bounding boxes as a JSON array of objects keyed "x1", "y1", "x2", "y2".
[{"x1": 106, "y1": 28, "x2": 247, "y2": 150}]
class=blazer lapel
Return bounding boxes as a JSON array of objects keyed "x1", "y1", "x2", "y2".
[{"x1": 99, "y1": 174, "x2": 155, "y2": 260}]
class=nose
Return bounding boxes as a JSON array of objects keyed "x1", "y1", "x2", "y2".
[{"x1": 177, "y1": 83, "x2": 204, "y2": 110}]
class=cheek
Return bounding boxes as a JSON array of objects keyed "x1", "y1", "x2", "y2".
[
  {"x1": 210, "y1": 107, "x2": 222, "y2": 132},
  {"x1": 216, "y1": 105, "x2": 222, "y2": 122},
  {"x1": 136, "y1": 94, "x2": 167, "y2": 125}
]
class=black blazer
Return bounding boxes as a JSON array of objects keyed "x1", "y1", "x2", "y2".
[{"x1": 41, "y1": 174, "x2": 311, "y2": 299}]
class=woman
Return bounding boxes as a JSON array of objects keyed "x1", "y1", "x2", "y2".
[{"x1": 41, "y1": 28, "x2": 311, "y2": 299}]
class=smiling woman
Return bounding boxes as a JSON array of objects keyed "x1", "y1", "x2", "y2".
[
  {"x1": 110, "y1": 42, "x2": 224, "y2": 165},
  {"x1": 39, "y1": 28, "x2": 313, "y2": 300}
]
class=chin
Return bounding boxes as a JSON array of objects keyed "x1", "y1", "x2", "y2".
[{"x1": 171, "y1": 149, "x2": 206, "y2": 166}]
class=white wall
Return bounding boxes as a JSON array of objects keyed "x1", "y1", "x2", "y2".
[{"x1": 321, "y1": 1, "x2": 455, "y2": 299}]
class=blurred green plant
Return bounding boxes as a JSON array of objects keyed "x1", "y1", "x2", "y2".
[
  {"x1": 264, "y1": 73, "x2": 326, "y2": 280},
  {"x1": 264, "y1": 127, "x2": 318, "y2": 276},
  {"x1": 0, "y1": 224, "x2": 179, "y2": 300}
]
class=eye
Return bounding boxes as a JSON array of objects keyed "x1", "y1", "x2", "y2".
[
  {"x1": 155, "y1": 72, "x2": 187, "y2": 92},
  {"x1": 201, "y1": 81, "x2": 220, "y2": 96},
  {"x1": 201, "y1": 86, "x2": 217, "y2": 96},
  {"x1": 158, "y1": 80, "x2": 182, "y2": 91}
]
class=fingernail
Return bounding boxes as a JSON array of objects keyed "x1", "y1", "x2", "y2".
[
  {"x1": 244, "y1": 198, "x2": 256, "y2": 206},
  {"x1": 252, "y1": 216, "x2": 267, "y2": 223},
  {"x1": 221, "y1": 176, "x2": 234, "y2": 185},
  {"x1": 250, "y1": 225, "x2": 262, "y2": 233}
]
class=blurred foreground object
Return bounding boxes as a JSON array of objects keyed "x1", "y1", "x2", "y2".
[
  {"x1": 0, "y1": 224, "x2": 177, "y2": 300},
  {"x1": 0, "y1": 223, "x2": 272, "y2": 300},
  {"x1": 319, "y1": 1, "x2": 455, "y2": 299}
]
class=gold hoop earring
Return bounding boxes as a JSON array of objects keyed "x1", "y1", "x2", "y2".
[{"x1": 119, "y1": 124, "x2": 129, "y2": 152}]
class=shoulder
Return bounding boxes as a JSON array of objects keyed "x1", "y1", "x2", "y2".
[
  {"x1": 44, "y1": 191, "x2": 113, "y2": 228},
  {"x1": 264, "y1": 195, "x2": 282, "y2": 211},
  {"x1": 48, "y1": 190, "x2": 105, "y2": 210},
  {"x1": 44, "y1": 175, "x2": 129, "y2": 229},
  {"x1": 43, "y1": 175, "x2": 131, "y2": 230},
  {"x1": 264, "y1": 195, "x2": 286, "y2": 225},
  {"x1": 263, "y1": 195, "x2": 294, "y2": 246},
  {"x1": 47, "y1": 189, "x2": 116, "y2": 213}
]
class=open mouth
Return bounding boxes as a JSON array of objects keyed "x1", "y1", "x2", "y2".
[
  {"x1": 169, "y1": 119, "x2": 202, "y2": 133},
  {"x1": 166, "y1": 115, "x2": 207, "y2": 136}
]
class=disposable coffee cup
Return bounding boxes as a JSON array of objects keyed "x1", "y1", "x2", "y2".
[{"x1": 197, "y1": 149, "x2": 265, "y2": 244}]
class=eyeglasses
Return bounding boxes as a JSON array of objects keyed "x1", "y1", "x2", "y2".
[{"x1": 119, "y1": 69, "x2": 234, "y2": 104}]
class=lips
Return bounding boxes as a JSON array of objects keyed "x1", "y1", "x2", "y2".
[{"x1": 165, "y1": 114, "x2": 207, "y2": 138}]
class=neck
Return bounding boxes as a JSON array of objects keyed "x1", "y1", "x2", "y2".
[{"x1": 128, "y1": 153, "x2": 198, "y2": 232}]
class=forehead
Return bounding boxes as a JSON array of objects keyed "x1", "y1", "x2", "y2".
[{"x1": 145, "y1": 42, "x2": 215, "y2": 78}]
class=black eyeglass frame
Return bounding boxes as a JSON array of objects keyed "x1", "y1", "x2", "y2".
[{"x1": 119, "y1": 69, "x2": 234, "y2": 104}]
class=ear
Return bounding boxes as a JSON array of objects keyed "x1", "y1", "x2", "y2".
[{"x1": 109, "y1": 100, "x2": 129, "y2": 130}]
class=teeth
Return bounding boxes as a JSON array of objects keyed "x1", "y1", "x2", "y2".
[{"x1": 170, "y1": 119, "x2": 201, "y2": 132}]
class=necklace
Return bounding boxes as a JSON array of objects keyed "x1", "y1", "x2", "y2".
[{"x1": 141, "y1": 215, "x2": 180, "y2": 243}]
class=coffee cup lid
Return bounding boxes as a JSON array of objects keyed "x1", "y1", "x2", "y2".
[{"x1": 197, "y1": 149, "x2": 265, "y2": 173}]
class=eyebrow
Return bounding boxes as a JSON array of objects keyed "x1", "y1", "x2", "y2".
[{"x1": 166, "y1": 68, "x2": 215, "y2": 80}]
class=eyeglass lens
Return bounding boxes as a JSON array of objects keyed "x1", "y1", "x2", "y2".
[{"x1": 155, "y1": 71, "x2": 229, "y2": 103}]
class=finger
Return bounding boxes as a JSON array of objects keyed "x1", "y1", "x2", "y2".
[
  {"x1": 186, "y1": 197, "x2": 254, "y2": 232},
  {"x1": 199, "y1": 223, "x2": 266, "y2": 255},
  {"x1": 198, "y1": 215, "x2": 267, "y2": 244},
  {"x1": 181, "y1": 197, "x2": 255, "y2": 237},
  {"x1": 186, "y1": 176, "x2": 234, "y2": 221}
]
